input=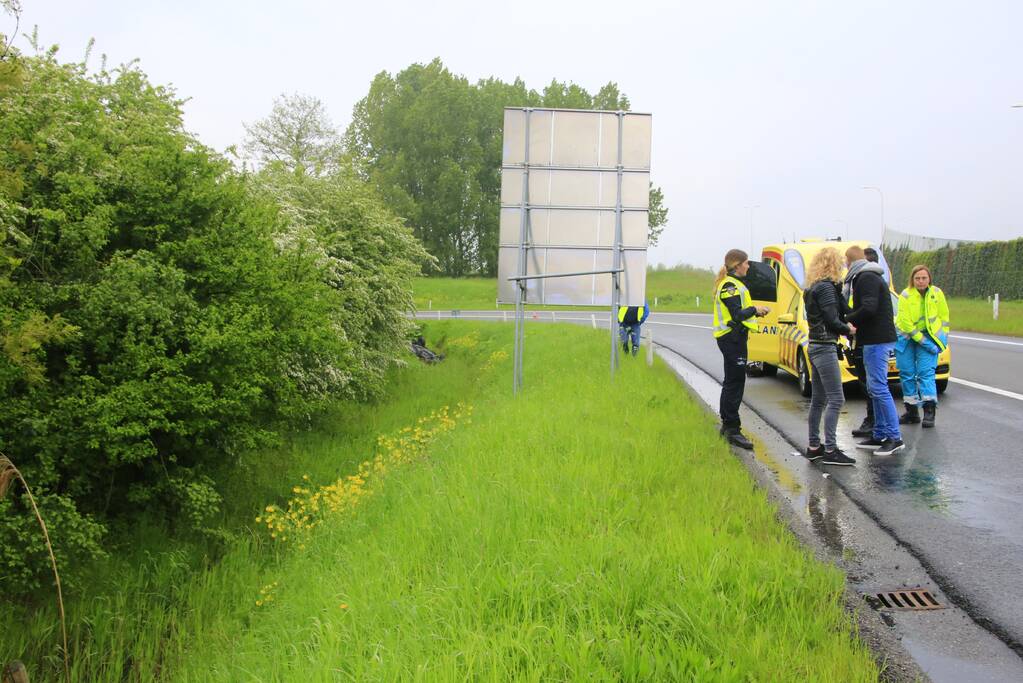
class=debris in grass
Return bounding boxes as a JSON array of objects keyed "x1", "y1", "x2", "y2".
[{"x1": 411, "y1": 336, "x2": 445, "y2": 363}]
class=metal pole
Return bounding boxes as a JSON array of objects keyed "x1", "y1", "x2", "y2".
[
  {"x1": 611, "y1": 111, "x2": 625, "y2": 378},
  {"x1": 514, "y1": 109, "x2": 532, "y2": 394}
]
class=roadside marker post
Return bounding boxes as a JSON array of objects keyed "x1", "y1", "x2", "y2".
[
  {"x1": 994, "y1": 293, "x2": 1000, "y2": 320},
  {"x1": 591, "y1": 313, "x2": 597, "y2": 329}
]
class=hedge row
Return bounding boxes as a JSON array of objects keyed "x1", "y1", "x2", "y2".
[{"x1": 886, "y1": 238, "x2": 1023, "y2": 299}]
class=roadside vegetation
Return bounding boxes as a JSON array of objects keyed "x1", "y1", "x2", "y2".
[{"x1": 4, "y1": 322, "x2": 881, "y2": 681}]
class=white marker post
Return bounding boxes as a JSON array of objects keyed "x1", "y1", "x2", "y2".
[
  {"x1": 696, "y1": 295, "x2": 700, "y2": 308},
  {"x1": 994, "y1": 293, "x2": 1000, "y2": 320},
  {"x1": 591, "y1": 313, "x2": 597, "y2": 329}
]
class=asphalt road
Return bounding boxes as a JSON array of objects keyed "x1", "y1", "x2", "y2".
[{"x1": 424, "y1": 309, "x2": 1023, "y2": 660}]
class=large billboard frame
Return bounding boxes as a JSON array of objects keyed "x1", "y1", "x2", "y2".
[{"x1": 499, "y1": 107, "x2": 652, "y2": 393}]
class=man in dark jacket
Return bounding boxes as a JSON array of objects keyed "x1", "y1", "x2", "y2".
[
  {"x1": 850, "y1": 247, "x2": 880, "y2": 436},
  {"x1": 844, "y1": 246, "x2": 904, "y2": 455}
]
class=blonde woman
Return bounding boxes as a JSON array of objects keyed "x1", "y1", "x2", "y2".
[
  {"x1": 895, "y1": 265, "x2": 949, "y2": 428},
  {"x1": 713, "y1": 249, "x2": 769, "y2": 450},
  {"x1": 803, "y1": 248, "x2": 857, "y2": 465}
]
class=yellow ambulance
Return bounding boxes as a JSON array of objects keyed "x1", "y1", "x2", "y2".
[{"x1": 743, "y1": 239, "x2": 951, "y2": 396}]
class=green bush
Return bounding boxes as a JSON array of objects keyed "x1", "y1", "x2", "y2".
[
  {"x1": 0, "y1": 51, "x2": 426, "y2": 595},
  {"x1": 887, "y1": 238, "x2": 1023, "y2": 299}
]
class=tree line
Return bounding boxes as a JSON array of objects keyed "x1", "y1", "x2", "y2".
[{"x1": 345, "y1": 58, "x2": 668, "y2": 276}]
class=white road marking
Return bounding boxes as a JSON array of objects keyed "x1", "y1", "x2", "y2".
[
  {"x1": 948, "y1": 378, "x2": 1023, "y2": 402},
  {"x1": 949, "y1": 334, "x2": 1023, "y2": 348}
]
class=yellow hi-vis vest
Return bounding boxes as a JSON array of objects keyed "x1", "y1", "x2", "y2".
[
  {"x1": 713, "y1": 276, "x2": 757, "y2": 338},
  {"x1": 896, "y1": 285, "x2": 950, "y2": 351}
]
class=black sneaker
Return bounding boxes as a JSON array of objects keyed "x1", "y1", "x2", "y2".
[
  {"x1": 855, "y1": 437, "x2": 885, "y2": 450},
  {"x1": 820, "y1": 448, "x2": 856, "y2": 466},
  {"x1": 804, "y1": 445, "x2": 824, "y2": 461},
  {"x1": 874, "y1": 439, "x2": 905, "y2": 456},
  {"x1": 851, "y1": 418, "x2": 873, "y2": 438}
]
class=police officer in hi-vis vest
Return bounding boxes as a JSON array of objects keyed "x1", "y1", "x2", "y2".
[{"x1": 713, "y1": 249, "x2": 769, "y2": 449}]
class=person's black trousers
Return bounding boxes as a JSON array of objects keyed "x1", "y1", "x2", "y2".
[
  {"x1": 717, "y1": 330, "x2": 748, "y2": 430},
  {"x1": 851, "y1": 347, "x2": 874, "y2": 420}
]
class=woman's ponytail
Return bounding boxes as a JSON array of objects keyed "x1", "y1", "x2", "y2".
[{"x1": 714, "y1": 249, "x2": 749, "y2": 288}]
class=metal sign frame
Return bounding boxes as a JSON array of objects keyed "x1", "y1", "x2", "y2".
[{"x1": 501, "y1": 107, "x2": 651, "y2": 394}]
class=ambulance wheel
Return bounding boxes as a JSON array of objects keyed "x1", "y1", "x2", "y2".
[
  {"x1": 937, "y1": 379, "x2": 948, "y2": 394},
  {"x1": 797, "y1": 352, "x2": 812, "y2": 397}
]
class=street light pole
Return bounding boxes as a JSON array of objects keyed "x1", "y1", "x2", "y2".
[
  {"x1": 861, "y1": 186, "x2": 885, "y2": 241},
  {"x1": 744, "y1": 205, "x2": 760, "y2": 255}
]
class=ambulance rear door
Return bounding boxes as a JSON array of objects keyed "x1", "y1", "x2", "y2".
[{"x1": 743, "y1": 261, "x2": 779, "y2": 365}]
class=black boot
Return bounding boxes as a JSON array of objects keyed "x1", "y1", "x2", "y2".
[
  {"x1": 899, "y1": 403, "x2": 921, "y2": 425},
  {"x1": 922, "y1": 401, "x2": 936, "y2": 428},
  {"x1": 722, "y1": 427, "x2": 754, "y2": 450},
  {"x1": 852, "y1": 415, "x2": 874, "y2": 437}
]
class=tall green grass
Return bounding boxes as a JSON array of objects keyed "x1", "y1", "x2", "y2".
[{"x1": 5, "y1": 323, "x2": 881, "y2": 681}]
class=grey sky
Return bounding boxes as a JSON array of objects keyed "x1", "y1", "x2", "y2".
[{"x1": 14, "y1": 0, "x2": 1023, "y2": 269}]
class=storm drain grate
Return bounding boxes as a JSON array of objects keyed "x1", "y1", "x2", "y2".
[{"x1": 867, "y1": 588, "x2": 944, "y2": 611}]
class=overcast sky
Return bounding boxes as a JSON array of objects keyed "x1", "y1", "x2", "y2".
[{"x1": 12, "y1": 0, "x2": 1023, "y2": 269}]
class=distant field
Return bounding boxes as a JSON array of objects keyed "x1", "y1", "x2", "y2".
[
  {"x1": 413, "y1": 265, "x2": 716, "y2": 313},
  {"x1": 412, "y1": 273, "x2": 1022, "y2": 337}
]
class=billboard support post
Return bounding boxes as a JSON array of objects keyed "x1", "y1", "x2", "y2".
[
  {"x1": 610, "y1": 111, "x2": 625, "y2": 377},
  {"x1": 513, "y1": 110, "x2": 532, "y2": 395}
]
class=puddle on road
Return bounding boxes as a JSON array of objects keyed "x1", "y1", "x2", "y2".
[{"x1": 748, "y1": 433, "x2": 801, "y2": 494}]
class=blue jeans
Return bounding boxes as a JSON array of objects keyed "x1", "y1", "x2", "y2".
[
  {"x1": 895, "y1": 337, "x2": 938, "y2": 404},
  {"x1": 863, "y1": 343, "x2": 901, "y2": 441},
  {"x1": 619, "y1": 322, "x2": 641, "y2": 355}
]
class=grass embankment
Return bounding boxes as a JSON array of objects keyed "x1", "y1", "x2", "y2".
[
  {"x1": 6, "y1": 322, "x2": 880, "y2": 681},
  {"x1": 946, "y1": 297, "x2": 1023, "y2": 337},
  {"x1": 413, "y1": 265, "x2": 716, "y2": 313}
]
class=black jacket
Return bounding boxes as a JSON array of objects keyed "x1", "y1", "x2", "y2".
[
  {"x1": 846, "y1": 270, "x2": 896, "y2": 345},
  {"x1": 720, "y1": 281, "x2": 757, "y2": 336},
  {"x1": 804, "y1": 280, "x2": 851, "y2": 343}
]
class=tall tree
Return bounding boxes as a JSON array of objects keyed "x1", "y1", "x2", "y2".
[
  {"x1": 648, "y1": 183, "x2": 668, "y2": 247},
  {"x1": 243, "y1": 93, "x2": 342, "y2": 176},
  {"x1": 346, "y1": 60, "x2": 665, "y2": 276}
]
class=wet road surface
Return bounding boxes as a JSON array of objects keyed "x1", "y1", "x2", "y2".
[{"x1": 640, "y1": 312, "x2": 1023, "y2": 659}]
